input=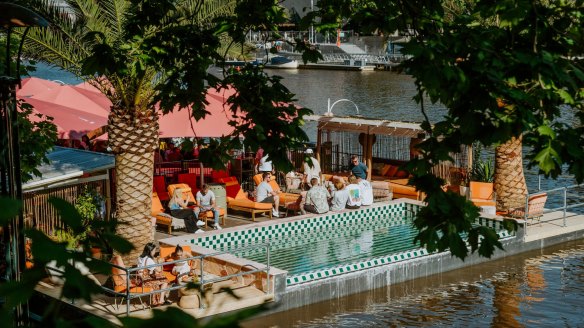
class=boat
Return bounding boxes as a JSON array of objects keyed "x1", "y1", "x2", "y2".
[{"x1": 264, "y1": 56, "x2": 299, "y2": 69}]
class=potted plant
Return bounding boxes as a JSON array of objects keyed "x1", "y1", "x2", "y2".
[
  {"x1": 73, "y1": 187, "x2": 106, "y2": 258},
  {"x1": 469, "y1": 143, "x2": 495, "y2": 202}
]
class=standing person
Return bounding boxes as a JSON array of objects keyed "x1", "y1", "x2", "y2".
[
  {"x1": 194, "y1": 184, "x2": 221, "y2": 230},
  {"x1": 136, "y1": 242, "x2": 171, "y2": 306},
  {"x1": 346, "y1": 175, "x2": 362, "y2": 209},
  {"x1": 168, "y1": 188, "x2": 198, "y2": 233},
  {"x1": 304, "y1": 178, "x2": 331, "y2": 214},
  {"x1": 349, "y1": 155, "x2": 368, "y2": 180},
  {"x1": 358, "y1": 177, "x2": 374, "y2": 206},
  {"x1": 256, "y1": 172, "x2": 280, "y2": 217},
  {"x1": 302, "y1": 148, "x2": 321, "y2": 187},
  {"x1": 330, "y1": 180, "x2": 349, "y2": 211},
  {"x1": 257, "y1": 153, "x2": 273, "y2": 174}
]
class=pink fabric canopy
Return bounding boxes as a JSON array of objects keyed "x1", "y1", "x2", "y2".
[
  {"x1": 17, "y1": 77, "x2": 239, "y2": 139},
  {"x1": 18, "y1": 77, "x2": 61, "y2": 98},
  {"x1": 25, "y1": 97, "x2": 108, "y2": 140}
]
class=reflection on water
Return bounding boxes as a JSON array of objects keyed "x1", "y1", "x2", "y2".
[{"x1": 243, "y1": 241, "x2": 584, "y2": 327}]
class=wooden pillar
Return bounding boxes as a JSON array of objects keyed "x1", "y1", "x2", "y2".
[
  {"x1": 316, "y1": 125, "x2": 322, "y2": 164},
  {"x1": 366, "y1": 133, "x2": 374, "y2": 180}
]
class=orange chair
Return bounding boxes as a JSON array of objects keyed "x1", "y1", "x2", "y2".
[
  {"x1": 152, "y1": 192, "x2": 185, "y2": 234},
  {"x1": 227, "y1": 189, "x2": 273, "y2": 221},
  {"x1": 217, "y1": 176, "x2": 241, "y2": 198},
  {"x1": 159, "y1": 245, "x2": 193, "y2": 283},
  {"x1": 469, "y1": 181, "x2": 496, "y2": 207},
  {"x1": 253, "y1": 173, "x2": 300, "y2": 207},
  {"x1": 110, "y1": 255, "x2": 153, "y2": 310},
  {"x1": 168, "y1": 183, "x2": 226, "y2": 226},
  {"x1": 153, "y1": 175, "x2": 169, "y2": 202},
  {"x1": 508, "y1": 193, "x2": 548, "y2": 222}
]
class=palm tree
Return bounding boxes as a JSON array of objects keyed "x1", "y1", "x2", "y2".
[
  {"x1": 494, "y1": 135, "x2": 528, "y2": 213},
  {"x1": 22, "y1": 0, "x2": 236, "y2": 260}
]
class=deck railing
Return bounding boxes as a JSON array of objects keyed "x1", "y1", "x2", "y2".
[
  {"x1": 523, "y1": 180, "x2": 584, "y2": 236},
  {"x1": 100, "y1": 242, "x2": 272, "y2": 316}
]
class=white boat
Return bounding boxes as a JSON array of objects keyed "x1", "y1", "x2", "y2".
[{"x1": 264, "y1": 56, "x2": 299, "y2": 69}]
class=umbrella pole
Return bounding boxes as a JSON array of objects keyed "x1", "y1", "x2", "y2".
[{"x1": 200, "y1": 161, "x2": 204, "y2": 188}]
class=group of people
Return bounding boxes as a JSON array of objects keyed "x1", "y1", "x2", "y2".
[
  {"x1": 135, "y1": 243, "x2": 193, "y2": 306},
  {"x1": 304, "y1": 172, "x2": 374, "y2": 215},
  {"x1": 168, "y1": 184, "x2": 222, "y2": 233},
  {"x1": 155, "y1": 141, "x2": 205, "y2": 163},
  {"x1": 254, "y1": 150, "x2": 374, "y2": 217}
]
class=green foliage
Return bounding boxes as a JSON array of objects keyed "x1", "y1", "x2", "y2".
[
  {"x1": 1, "y1": 196, "x2": 260, "y2": 326},
  {"x1": 308, "y1": 0, "x2": 583, "y2": 261},
  {"x1": 470, "y1": 143, "x2": 494, "y2": 182}
]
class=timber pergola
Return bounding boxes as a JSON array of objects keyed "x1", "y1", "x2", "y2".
[{"x1": 305, "y1": 115, "x2": 471, "y2": 182}]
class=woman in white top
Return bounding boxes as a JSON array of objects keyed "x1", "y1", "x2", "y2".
[
  {"x1": 330, "y1": 180, "x2": 349, "y2": 211},
  {"x1": 136, "y1": 242, "x2": 171, "y2": 306}
]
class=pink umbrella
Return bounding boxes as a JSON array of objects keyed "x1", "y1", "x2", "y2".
[
  {"x1": 158, "y1": 88, "x2": 239, "y2": 138},
  {"x1": 24, "y1": 98, "x2": 108, "y2": 140},
  {"x1": 18, "y1": 77, "x2": 61, "y2": 98},
  {"x1": 30, "y1": 84, "x2": 111, "y2": 116}
]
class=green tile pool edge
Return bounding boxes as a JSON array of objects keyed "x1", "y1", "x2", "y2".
[
  {"x1": 284, "y1": 228, "x2": 513, "y2": 286},
  {"x1": 188, "y1": 202, "x2": 515, "y2": 286},
  {"x1": 190, "y1": 202, "x2": 415, "y2": 248}
]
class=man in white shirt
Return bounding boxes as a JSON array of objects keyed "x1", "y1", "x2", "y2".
[
  {"x1": 195, "y1": 184, "x2": 221, "y2": 229},
  {"x1": 256, "y1": 172, "x2": 281, "y2": 217},
  {"x1": 303, "y1": 148, "x2": 321, "y2": 187},
  {"x1": 358, "y1": 178, "x2": 374, "y2": 206}
]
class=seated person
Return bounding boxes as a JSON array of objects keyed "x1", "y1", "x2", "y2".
[
  {"x1": 194, "y1": 184, "x2": 221, "y2": 230},
  {"x1": 257, "y1": 172, "x2": 281, "y2": 217},
  {"x1": 169, "y1": 245, "x2": 191, "y2": 282},
  {"x1": 137, "y1": 242, "x2": 171, "y2": 306},
  {"x1": 330, "y1": 180, "x2": 349, "y2": 212},
  {"x1": 169, "y1": 188, "x2": 198, "y2": 233},
  {"x1": 349, "y1": 155, "x2": 368, "y2": 179},
  {"x1": 358, "y1": 177, "x2": 374, "y2": 206},
  {"x1": 304, "y1": 178, "x2": 331, "y2": 214},
  {"x1": 346, "y1": 175, "x2": 362, "y2": 209}
]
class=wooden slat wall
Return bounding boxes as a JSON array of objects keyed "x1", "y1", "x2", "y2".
[{"x1": 23, "y1": 180, "x2": 108, "y2": 236}]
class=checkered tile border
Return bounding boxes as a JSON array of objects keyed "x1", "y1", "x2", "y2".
[
  {"x1": 188, "y1": 202, "x2": 513, "y2": 286},
  {"x1": 190, "y1": 203, "x2": 410, "y2": 248},
  {"x1": 286, "y1": 248, "x2": 429, "y2": 285}
]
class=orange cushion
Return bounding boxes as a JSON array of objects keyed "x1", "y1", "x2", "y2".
[
  {"x1": 386, "y1": 165, "x2": 399, "y2": 178},
  {"x1": 228, "y1": 198, "x2": 272, "y2": 210},
  {"x1": 168, "y1": 183, "x2": 195, "y2": 202},
  {"x1": 380, "y1": 164, "x2": 391, "y2": 176},
  {"x1": 395, "y1": 170, "x2": 408, "y2": 178}
]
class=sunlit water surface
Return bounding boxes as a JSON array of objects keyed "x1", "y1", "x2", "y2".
[{"x1": 244, "y1": 241, "x2": 584, "y2": 327}]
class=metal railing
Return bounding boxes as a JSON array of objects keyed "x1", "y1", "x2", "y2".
[
  {"x1": 97, "y1": 242, "x2": 271, "y2": 316},
  {"x1": 522, "y1": 180, "x2": 584, "y2": 235}
]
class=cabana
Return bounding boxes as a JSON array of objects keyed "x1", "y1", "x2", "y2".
[{"x1": 306, "y1": 115, "x2": 471, "y2": 184}]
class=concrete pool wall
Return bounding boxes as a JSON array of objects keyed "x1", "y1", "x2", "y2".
[{"x1": 160, "y1": 199, "x2": 523, "y2": 312}]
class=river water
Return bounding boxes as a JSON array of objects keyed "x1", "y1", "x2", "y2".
[
  {"x1": 30, "y1": 65, "x2": 584, "y2": 326},
  {"x1": 244, "y1": 240, "x2": 584, "y2": 328}
]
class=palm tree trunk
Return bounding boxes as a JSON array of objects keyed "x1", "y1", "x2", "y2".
[
  {"x1": 494, "y1": 135, "x2": 528, "y2": 212},
  {"x1": 109, "y1": 106, "x2": 159, "y2": 262}
]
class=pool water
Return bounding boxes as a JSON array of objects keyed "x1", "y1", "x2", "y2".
[{"x1": 189, "y1": 203, "x2": 512, "y2": 285}]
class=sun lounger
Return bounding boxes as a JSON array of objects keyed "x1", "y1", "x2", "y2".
[
  {"x1": 167, "y1": 183, "x2": 226, "y2": 226},
  {"x1": 152, "y1": 192, "x2": 185, "y2": 234},
  {"x1": 252, "y1": 174, "x2": 300, "y2": 206},
  {"x1": 227, "y1": 189, "x2": 273, "y2": 221}
]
